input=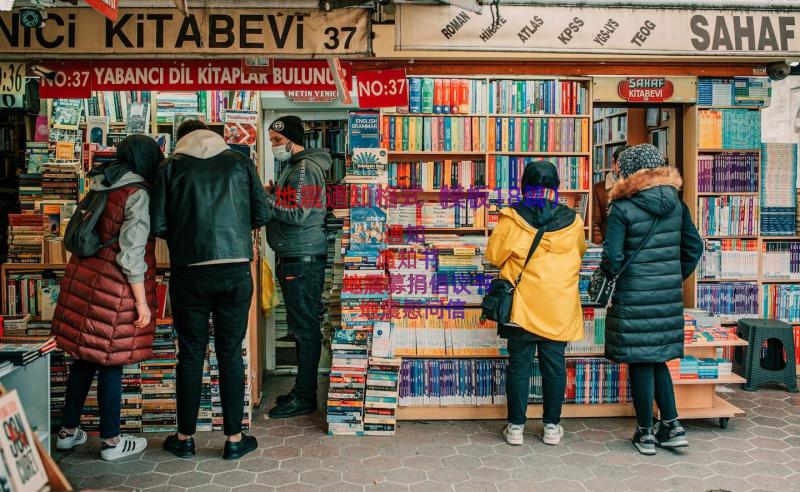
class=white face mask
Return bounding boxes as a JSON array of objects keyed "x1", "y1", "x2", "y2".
[{"x1": 272, "y1": 142, "x2": 293, "y2": 161}]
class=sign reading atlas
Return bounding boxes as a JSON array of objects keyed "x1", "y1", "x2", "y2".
[
  {"x1": 0, "y1": 7, "x2": 369, "y2": 56},
  {"x1": 397, "y1": 4, "x2": 800, "y2": 56},
  {"x1": 618, "y1": 78, "x2": 674, "y2": 102}
]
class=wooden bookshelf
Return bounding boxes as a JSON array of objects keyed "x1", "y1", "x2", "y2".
[{"x1": 397, "y1": 402, "x2": 634, "y2": 420}]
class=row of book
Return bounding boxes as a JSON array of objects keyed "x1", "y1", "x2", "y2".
[
  {"x1": 4, "y1": 272, "x2": 61, "y2": 319},
  {"x1": 762, "y1": 241, "x2": 800, "y2": 279},
  {"x1": 487, "y1": 79, "x2": 588, "y2": 115},
  {"x1": 697, "y1": 239, "x2": 759, "y2": 279},
  {"x1": 155, "y1": 91, "x2": 257, "y2": 124},
  {"x1": 667, "y1": 356, "x2": 732, "y2": 380},
  {"x1": 387, "y1": 202, "x2": 487, "y2": 230},
  {"x1": 392, "y1": 309, "x2": 505, "y2": 357},
  {"x1": 698, "y1": 109, "x2": 761, "y2": 150},
  {"x1": 762, "y1": 284, "x2": 800, "y2": 323},
  {"x1": 489, "y1": 116, "x2": 590, "y2": 154},
  {"x1": 697, "y1": 77, "x2": 771, "y2": 107},
  {"x1": 566, "y1": 307, "x2": 607, "y2": 355},
  {"x1": 760, "y1": 143, "x2": 798, "y2": 236},
  {"x1": 696, "y1": 282, "x2": 759, "y2": 318},
  {"x1": 593, "y1": 113, "x2": 627, "y2": 143},
  {"x1": 530, "y1": 357, "x2": 633, "y2": 405},
  {"x1": 82, "y1": 91, "x2": 150, "y2": 124},
  {"x1": 489, "y1": 155, "x2": 590, "y2": 191},
  {"x1": 579, "y1": 244, "x2": 602, "y2": 303},
  {"x1": 407, "y1": 78, "x2": 486, "y2": 115},
  {"x1": 696, "y1": 152, "x2": 759, "y2": 192},
  {"x1": 696, "y1": 195, "x2": 758, "y2": 237},
  {"x1": 7, "y1": 214, "x2": 47, "y2": 264},
  {"x1": 399, "y1": 358, "x2": 507, "y2": 406},
  {"x1": 382, "y1": 115, "x2": 485, "y2": 153},
  {"x1": 363, "y1": 357, "x2": 401, "y2": 436}
]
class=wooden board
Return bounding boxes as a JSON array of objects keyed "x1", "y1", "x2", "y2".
[
  {"x1": 673, "y1": 374, "x2": 746, "y2": 385},
  {"x1": 677, "y1": 394, "x2": 745, "y2": 420}
]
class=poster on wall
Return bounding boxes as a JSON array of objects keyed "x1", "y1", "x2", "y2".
[
  {"x1": 224, "y1": 110, "x2": 258, "y2": 146},
  {"x1": 0, "y1": 390, "x2": 49, "y2": 492},
  {"x1": 396, "y1": 4, "x2": 800, "y2": 56}
]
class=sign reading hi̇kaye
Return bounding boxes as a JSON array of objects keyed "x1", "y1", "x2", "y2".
[
  {"x1": 0, "y1": 7, "x2": 369, "y2": 56},
  {"x1": 397, "y1": 4, "x2": 800, "y2": 56}
]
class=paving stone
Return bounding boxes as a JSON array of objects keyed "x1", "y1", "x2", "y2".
[
  {"x1": 364, "y1": 482, "x2": 410, "y2": 492},
  {"x1": 302, "y1": 444, "x2": 342, "y2": 460},
  {"x1": 169, "y1": 471, "x2": 215, "y2": 488},
  {"x1": 257, "y1": 469, "x2": 301, "y2": 487},
  {"x1": 382, "y1": 467, "x2": 428, "y2": 485},
  {"x1": 589, "y1": 464, "x2": 628, "y2": 480},
  {"x1": 455, "y1": 443, "x2": 495, "y2": 458},
  {"x1": 538, "y1": 479, "x2": 585, "y2": 492},
  {"x1": 299, "y1": 468, "x2": 343, "y2": 485},
  {"x1": 264, "y1": 445, "x2": 303, "y2": 460},
  {"x1": 465, "y1": 467, "x2": 511, "y2": 484},
  {"x1": 234, "y1": 484, "x2": 277, "y2": 492},
  {"x1": 319, "y1": 483, "x2": 364, "y2": 492},
  {"x1": 479, "y1": 454, "x2": 522, "y2": 470},
  {"x1": 142, "y1": 485, "x2": 185, "y2": 492},
  {"x1": 518, "y1": 452, "x2": 563, "y2": 469},
  {"x1": 747, "y1": 461, "x2": 794, "y2": 477},
  {"x1": 124, "y1": 472, "x2": 170, "y2": 489},
  {"x1": 212, "y1": 470, "x2": 257, "y2": 487},
  {"x1": 410, "y1": 481, "x2": 455, "y2": 492},
  {"x1": 275, "y1": 485, "x2": 319, "y2": 492},
  {"x1": 111, "y1": 458, "x2": 159, "y2": 474},
  {"x1": 560, "y1": 452, "x2": 602, "y2": 468},
  {"x1": 342, "y1": 467, "x2": 386, "y2": 485},
  {"x1": 701, "y1": 475, "x2": 752, "y2": 492},
  {"x1": 403, "y1": 455, "x2": 442, "y2": 471},
  {"x1": 509, "y1": 466, "x2": 554, "y2": 483},
  {"x1": 361, "y1": 456, "x2": 403, "y2": 472},
  {"x1": 196, "y1": 458, "x2": 239, "y2": 474},
  {"x1": 442, "y1": 454, "x2": 483, "y2": 471},
  {"x1": 154, "y1": 459, "x2": 199, "y2": 474},
  {"x1": 583, "y1": 477, "x2": 631, "y2": 491},
  {"x1": 427, "y1": 467, "x2": 470, "y2": 484},
  {"x1": 630, "y1": 463, "x2": 673, "y2": 480},
  {"x1": 239, "y1": 456, "x2": 280, "y2": 473},
  {"x1": 708, "y1": 460, "x2": 755, "y2": 479},
  {"x1": 80, "y1": 473, "x2": 127, "y2": 489},
  {"x1": 550, "y1": 464, "x2": 595, "y2": 481},
  {"x1": 451, "y1": 482, "x2": 497, "y2": 492},
  {"x1": 662, "y1": 476, "x2": 706, "y2": 492},
  {"x1": 280, "y1": 457, "x2": 323, "y2": 473},
  {"x1": 667, "y1": 462, "x2": 713, "y2": 479},
  {"x1": 492, "y1": 442, "x2": 533, "y2": 457},
  {"x1": 747, "y1": 436, "x2": 791, "y2": 451},
  {"x1": 378, "y1": 445, "x2": 420, "y2": 459}
]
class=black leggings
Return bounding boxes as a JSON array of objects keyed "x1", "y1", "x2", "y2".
[{"x1": 628, "y1": 362, "x2": 678, "y2": 428}]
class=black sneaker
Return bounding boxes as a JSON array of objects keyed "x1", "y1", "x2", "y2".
[
  {"x1": 223, "y1": 434, "x2": 258, "y2": 460},
  {"x1": 655, "y1": 419, "x2": 689, "y2": 448},
  {"x1": 275, "y1": 388, "x2": 297, "y2": 406},
  {"x1": 632, "y1": 427, "x2": 657, "y2": 456},
  {"x1": 163, "y1": 434, "x2": 196, "y2": 458},
  {"x1": 268, "y1": 395, "x2": 316, "y2": 419}
]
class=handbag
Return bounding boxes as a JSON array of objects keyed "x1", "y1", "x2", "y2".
[
  {"x1": 481, "y1": 223, "x2": 548, "y2": 325},
  {"x1": 589, "y1": 217, "x2": 659, "y2": 307}
]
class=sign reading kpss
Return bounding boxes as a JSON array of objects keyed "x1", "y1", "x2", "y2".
[
  {"x1": 356, "y1": 69, "x2": 408, "y2": 109},
  {"x1": 0, "y1": 7, "x2": 370, "y2": 56}
]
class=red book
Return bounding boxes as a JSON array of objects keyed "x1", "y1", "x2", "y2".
[
  {"x1": 434, "y1": 79, "x2": 443, "y2": 114},
  {"x1": 442, "y1": 79, "x2": 451, "y2": 114},
  {"x1": 460, "y1": 80, "x2": 470, "y2": 113},
  {"x1": 450, "y1": 78, "x2": 460, "y2": 114}
]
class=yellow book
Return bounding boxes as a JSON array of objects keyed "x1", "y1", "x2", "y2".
[
  {"x1": 501, "y1": 118, "x2": 510, "y2": 152},
  {"x1": 409, "y1": 116, "x2": 417, "y2": 151},
  {"x1": 488, "y1": 117, "x2": 496, "y2": 152}
]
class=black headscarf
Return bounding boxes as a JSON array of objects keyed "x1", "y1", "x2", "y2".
[
  {"x1": 512, "y1": 160, "x2": 575, "y2": 230},
  {"x1": 116, "y1": 134, "x2": 164, "y2": 185}
]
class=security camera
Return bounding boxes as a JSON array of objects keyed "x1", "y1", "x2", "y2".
[
  {"x1": 19, "y1": 8, "x2": 47, "y2": 29},
  {"x1": 29, "y1": 64, "x2": 56, "y2": 81},
  {"x1": 767, "y1": 62, "x2": 791, "y2": 81}
]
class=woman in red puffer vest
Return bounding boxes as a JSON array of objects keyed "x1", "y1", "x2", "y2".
[{"x1": 51, "y1": 135, "x2": 163, "y2": 461}]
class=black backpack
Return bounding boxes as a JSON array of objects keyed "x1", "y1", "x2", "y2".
[{"x1": 63, "y1": 183, "x2": 148, "y2": 258}]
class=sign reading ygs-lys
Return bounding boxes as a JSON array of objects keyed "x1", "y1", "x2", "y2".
[
  {"x1": 0, "y1": 8, "x2": 370, "y2": 56},
  {"x1": 397, "y1": 4, "x2": 800, "y2": 56},
  {"x1": 618, "y1": 78, "x2": 675, "y2": 102}
]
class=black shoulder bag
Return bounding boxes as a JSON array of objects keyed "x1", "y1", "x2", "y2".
[
  {"x1": 480, "y1": 224, "x2": 548, "y2": 326},
  {"x1": 588, "y1": 217, "x2": 659, "y2": 308}
]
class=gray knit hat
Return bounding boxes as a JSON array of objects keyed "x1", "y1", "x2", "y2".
[{"x1": 617, "y1": 144, "x2": 666, "y2": 179}]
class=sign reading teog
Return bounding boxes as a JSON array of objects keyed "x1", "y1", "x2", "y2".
[{"x1": 618, "y1": 78, "x2": 675, "y2": 102}]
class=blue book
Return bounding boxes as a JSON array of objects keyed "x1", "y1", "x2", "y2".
[
  {"x1": 509, "y1": 118, "x2": 515, "y2": 151},
  {"x1": 409, "y1": 78, "x2": 422, "y2": 113},
  {"x1": 423, "y1": 117, "x2": 432, "y2": 151},
  {"x1": 495, "y1": 118, "x2": 502, "y2": 152},
  {"x1": 444, "y1": 117, "x2": 452, "y2": 152},
  {"x1": 348, "y1": 112, "x2": 380, "y2": 150},
  {"x1": 388, "y1": 117, "x2": 396, "y2": 152}
]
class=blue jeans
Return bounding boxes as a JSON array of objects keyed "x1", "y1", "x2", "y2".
[
  {"x1": 62, "y1": 359, "x2": 122, "y2": 439},
  {"x1": 506, "y1": 337, "x2": 567, "y2": 426}
]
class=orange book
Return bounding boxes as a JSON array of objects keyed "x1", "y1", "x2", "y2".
[
  {"x1": 488, "y1": 154, "x2": 496, "y2": 189},
  {"x1": 488, "y1": 117, "x2": 496, "y2": 153},
  {"x1": 444, "y1": 159, "x2": 452, "y2": 188},
  {"x1": 434, "y1": 79, "x2": 443, "y2": 113},
  {"x1": 450, "y1": 78, "x2": 460, "y2": 114},
  {"x1": 581, "y1": 118, "x2": 589, "y2": 152},
  {"x1": 460, "y1": 80, "x2": 470, "y2": 113},
  {"x1": 381, "y1": 116, "x2": 389, "y2": 149},
  {"x1": 472, "y1": 116, "x2": 480, "y2": 152},
  {"x1": 442, "y1": 79, "x2": 451, "y2": 114}
]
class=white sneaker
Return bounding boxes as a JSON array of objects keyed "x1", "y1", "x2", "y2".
[
  {"x1": 56, "y1": 428, "x2": 88, "y2": 450},
  {"x1": 100, "y1": 434, "x2": 147, "y2": 461},
  {"x1": 503, "y1": 423, "x2": 524, "y2": 446},
  {"x1": 542, "y1": 423, "x2": 564, "y2": 445}
]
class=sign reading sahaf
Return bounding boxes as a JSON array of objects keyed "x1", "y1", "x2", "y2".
[
  {"x1": 39, "y1": 60, "x2": 350, "y2": 98},
  {"x1": 618, "y1": 78, "x2": 675, "y2": 102},
  {"x1": 356, "y1": 69, "x2": 408, "y2": 109}
]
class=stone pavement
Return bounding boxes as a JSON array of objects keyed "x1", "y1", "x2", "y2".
[{"x1": 55, "y1": 376, "x2": 800, "y2": 492}]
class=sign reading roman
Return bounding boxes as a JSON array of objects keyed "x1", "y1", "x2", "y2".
[
  {"x1": 397, "y1": 4, "x2": 800, "y2": 56},
  {"x1": 0, "y1": 7, "x2": 370, "y2": 56},
  {"x1": 618, "y1": 78, "x2": 674, "y2": 102}
]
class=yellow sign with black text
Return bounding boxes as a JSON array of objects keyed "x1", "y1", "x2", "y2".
[{"x1": 0, "y1": 8, "x2": 370, "y2": 57}]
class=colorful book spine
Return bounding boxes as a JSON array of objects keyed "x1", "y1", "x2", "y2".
[
  {"x1": 696, "y1": 282, "x2": 759, "y2": 318},
  {"x1": 762, "y1": 284, "x2": 800, "y2": 323},
  {"x1": 697, "y1": 152, "x2": 759, "y2": 192},
  {"x1": 383, "y1": 116, "x2": 485, "y2": 152},
  {"x1": 488, "y1": 117, "x2": 588, "y2": 153},
  {"x1": 697, "y1": 195, "x2": 758, "y2": 237}
]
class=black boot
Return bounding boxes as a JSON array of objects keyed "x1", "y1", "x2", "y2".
[
  {"x1": 268, "y1": 394, "x2": 316, "y2": 419},
  {"x1": 654, "y1": 419, "x2": 689, "y2": 448},
  {"x1": 163, "y1": 434, "x2": 196, "y2": 458},
  {"x1": 223, "y1": 434, "x2": 258, "y2": 460},
  {"x1": 632, "y1": 427, "x2": 657, "y2": 456}
]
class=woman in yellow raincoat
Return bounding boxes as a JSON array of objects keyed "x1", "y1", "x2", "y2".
[{"x1": 486, "y1": 161, "x2": 587, "y2": 447}]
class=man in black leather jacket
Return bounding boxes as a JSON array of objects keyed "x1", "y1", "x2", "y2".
[{"x1": 151, "y1": 120, "x2": 268, "y2": 461}]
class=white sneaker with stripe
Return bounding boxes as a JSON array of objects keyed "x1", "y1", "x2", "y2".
[
  {"x1": 100, "y1": 434, "x2": 148, "y2": 461},
  {"x1": 56, "y1": 428, "x2": 88, "y2": 450}
]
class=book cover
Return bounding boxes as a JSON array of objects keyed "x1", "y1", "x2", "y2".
[
  {"x1": 348, "y1": 112, "x2": 380, "y2": 151},
  {"x1": 87, "y1": 115, "x2": 110, "y2": 145},
  {"x1": 350, "y1": 207, "x2": 387, "y2": 253},
  {"x1": 0, "y1": 390, "x2": 48, "y2": 492},
  {"x1": 52, "y1": 99, "x2": 83, "y2": 130},
  {"x1": 224, "y1": 110, "x2": 258, "y2": 145},
  {"x1": 106, "y1": 132, "x2": 129, "y2": 148},
  {"x1": 371, "y1": 322, "x2": 393, "y2": 358},
  {"x1": 34, "y1": 116, "x2": 49, "y2": 143},
  {"x1": 40, "y1": 285, "x2": 60, "y2": 321},
  {"x1": 149, "y1": 133, "x2": 172, "y2": 157},
  {"x1": 350, "y1": 148, "x2": 388, "y2": 178},
  {"x1": 126, "y1": 102, "x2": 151, "y2": 134}
]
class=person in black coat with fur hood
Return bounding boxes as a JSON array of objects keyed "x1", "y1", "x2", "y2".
[{"x1": 599, "y1": 144, "x2": 703, "y2": 456}]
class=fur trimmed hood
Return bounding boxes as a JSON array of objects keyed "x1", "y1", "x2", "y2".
[{"x1": 609, "y1": 166, "x2": 683, "y2": 201}]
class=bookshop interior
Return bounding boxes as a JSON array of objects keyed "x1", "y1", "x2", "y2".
[{"x1": 1, "y1": 7, "x2": 800, "y2": 492}]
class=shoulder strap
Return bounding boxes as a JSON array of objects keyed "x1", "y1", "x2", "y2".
[
  {"x1": 615, "y1": 217, "x2": 659, "y2": 280},
  {"x1": 514, "y1": 223, "x2": 548, "y2": 287}
]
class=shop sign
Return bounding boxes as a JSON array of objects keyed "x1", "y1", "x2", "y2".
[
  {"x1": 356, "y1": 69, "x2": 408, "y2": 109},
  {"x1": 0, "y1": 94, "x2": 23, "y2": 109},
  {"x1": 285, "y1": 90, "x2": 339, "y2": 103},
  {"x1": 85, "y1": 0, "x2": 118, "y2": 22},
  {"x1": 0, "y1": 61, "x2": 24, "y2": 95},
  {"x1": 618, "y1": 78, "x2": 674, "y2": 102},
  {"x1": 396, "y1": 4, "x2": 800, "y2": 56},
  {"x1": 38, "y1": 59, "x2": 350, "y2": 99},
  {"x1": 0, "y1": 7, "x2": 370, "y2": 56}
]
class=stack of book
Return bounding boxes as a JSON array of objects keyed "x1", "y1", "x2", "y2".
[
  {"x1": 698, "y1": 109, "x2": 760, "y2": 149},
  {"x1": 208, "y1": 324, "x2": 251, "y2": 431},
  {"x1": 762, "y1": 242, "x2": 800, "y2": 280},
  {"x1": 760, "y1": 143, "x2": 798, "y2": 236},
  {"x1": 327, "y1": 324, "x2": 370, "y2": 435},
  {"x1": 41, "y1": 162, "x2": 80, "y2": 202},
  {"x1": 141, "y1": 320, "x2": 177, "y2": 432},
  {"x1": 0, "y1": 314, "x2": 31, "y2": 337},
  {"x1": 697, "y1": 196, "x2": 758, "y2": 236},
  {"x1": 432, "y1": 236, "x2": 487, "y2": 305},
  {"x1": 399, "y1": 358, "x2": 508, "y2": 406},
  {"x1": 698, "y1": 239, "x2": 759, "y2": 279},
  {"x1": 6, "y1": 214, "x2": 46, "y2": 263},
  {"x1": 529, "y1": 357, "x2": 631, "y2": 404},
  {"x1": 407, "y1": 77, "x2": 486, "y2": 114},
  {"x1": 0, "y1": 337, "x2": 56, "y2": 365},
  {"x1": 488, "y1": 79, "x2": 588, "y2": 115},
  {"x1": 684, "y1": 315, "x2": 696, "y2": 344},
  {"x1": 566, "y1": 307, "x2": 606, "y2": 354},
  {"x1": 382, "y1": 115, "x2": 486, "y2": 152},
  {"x1": 364, "y1": 356, "x2": 401, "y2": 436},
  {"x1": 488, "y1": 117, "x2": 589, "y2": 153},
  {"x1": 668, "y1": 356, "x2": 727, "y2": 380},
  {"x1": 579, "y1": 243, "x2": 602, "y2": 303},
  {"x1": 121, "y1": 364, "x2": 143, "y2": 434},
  {"x1": 697, "y1": 152, "x2": 758, "y2": 192},
  {"x1": 488, "y1": 155, "x2": 589, "y2": 191},
  {"x1": 155, "y1": 92, "x2": 199, "y2": 124},
  {"x1": 696, "y1": 282, "x2": 759, "y2": 319},
  {"x1": 50, "y1": 349, "x2": 68, "y2": 428},
  {"x1": 18, "y1": 173, "x2": 42, "y2": 214}
]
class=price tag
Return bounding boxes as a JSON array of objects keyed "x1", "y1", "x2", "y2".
[
  {"x1": 0, "y1": 62, "x2": 25, "y2": 95},
  {"x1": 356, "y1": 69, "x2": 408, "y2": 109}
]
